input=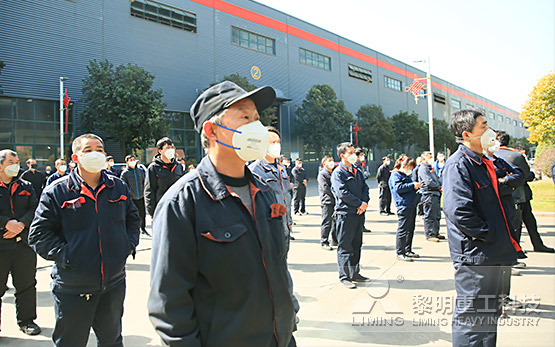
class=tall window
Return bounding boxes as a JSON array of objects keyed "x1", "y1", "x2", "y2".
[
  {"x1": 498, "y1": 115, "x2": 504, "y2": 122},
  {"x1": 489, "y1": 112, "x2": 495, "y2": 120},
  {"x1": 348, "y1": 64, "x2": 372, "y2": 83},
  {"x1": 131, "y1": 0, "x2": 197, "y2": 33},
  {"x1": 384, "y1": 76, "x2": 402, "y2": 91},
  {"x1": 232, "y1": 27, "x2": 275, "y2": 55},
  {"x1": 451, "y1": 99, "x2": 461, "y2": 109},
  {"x1": 299, "y1": 48, "x2": 331, "y2": 71}
]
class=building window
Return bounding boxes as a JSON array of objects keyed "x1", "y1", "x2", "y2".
[
  {"x1": 512, "y1": 120, "x2": 517, "y2": 126},
  {"x1": 519, "y1": 122, "x2": 523, "y2": 128},
  {"x1": 451, "y1": 99, "x2": 461, "y2": 109},
  {"x1": 466, "y1": 104, "x2": 473, "y2": 109},
  {"x1": 299, "y1": 48, "x2": 331, "y2": 71},
  {"x1": 506, "y1": 117, "x2": 511, "y2": 124},
  {"x1": 348, "y1": 64, "x2": 372, "y2": 83},
  {"x1": 498, "y1": 115, "x2": 504, "y2": 122},
  {"x1": 489, "y1": 112, "x2": 495, "y2": 120},
  {"x1": 433, "y1": 93, "x2": 446, "y2": 105},
  {"x1": 131, "y1": 0, "x2": 197, "y2": 33},
  {"x1": 232, "y1": 27, "x2": 275, "y2": 55},
  {"x1": 384, "y1": 76, "x2": 402, "y2": 91}
]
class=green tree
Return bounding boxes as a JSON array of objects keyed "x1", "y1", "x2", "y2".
[
  {"x1": 355, "y1": 104, "x2": 395, "y2": 151},
  {"x1": 391, "y1": 110, "x2": 428, "y2": 153},
  {"x1": 520, "y1": 72, "x2": 555, "y2": 145},
  {"x1": 0, "y1": 59, "x2": 5, "y2": 94},
  {"x1": 433, "y1": 119, "x2": 457, "y2": 154},
  {"x1": 211, "y1": 73, "x2": 277, "y2": 126},
  {"x1": 80, "y1": 59, "x2": 168, "y2": 155},
  {"x1": 509, "y1": 136, "x2": 533, "y2": 155},
  {"x1": 296, "y1": 84, "x2": 353, "y2": 159}
]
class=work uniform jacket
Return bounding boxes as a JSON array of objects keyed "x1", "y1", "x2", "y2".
[
  {"x1": 389, "y1": 170, "x2": 417, "y2": 211},
  {"x1": 442, "y1": 145, "x2": 518, "y2": 266},
  {"x1": 121, "y1": 165, "x2": 147, "y2": 200},
  {"x1": 376, "y1": 163, "x2": 390, "y2": 188},
  {"x1": 144, "y1": 154, "x2": 184, "y2": 216},
  {"x1": 317, "y1": 168, "x2": 334, "y2": 206},
  {"x1": 331, "y1": 163, "x2": 369, "y2": 215},
  {"x1": 0, "y1": 176, "x2": 38, "y2": 250},
  {"x1": 418, "y1": 162, "x2": 441, "y2": 196},
  {"x1": 490, "y1": 155, "x2": 524, "y2": 233},
  {"x1": 29, "y1": 169, "x2": 140, "y2": 294},
  {"x1": 148, "y1": 156, "x2": 295, "y2": 347},
  {"x1": 291, "y1": 166, "x2": 307, "y2": 187}
]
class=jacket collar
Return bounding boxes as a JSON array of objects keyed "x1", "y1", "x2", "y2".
[
  {"x1": 153, "y1": 153, "x2": 176, "y2": 168},
  {"x1": 67, "y1": 168, "x2": 114, "y2": 192},
  {"x1": 196, "y1": 156, "x2": 270, "y2": 201},
  {"x1": 458, "y1": 144, "x2": 485, "y2": 166},
  {"x1": 258, "y1": 158, "x2": 286, "y2": 174},
  {"x1": 339, "y1": 162, "x2": 355, "y2": 175}
]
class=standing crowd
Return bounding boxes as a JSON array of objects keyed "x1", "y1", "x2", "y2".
[{"x1": 0, "y1": 81, "x2": 553, "y2": 347}]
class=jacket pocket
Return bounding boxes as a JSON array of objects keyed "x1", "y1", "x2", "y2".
[{"x1": 201, "y1": 224, "x2": 247, "y2": 243}]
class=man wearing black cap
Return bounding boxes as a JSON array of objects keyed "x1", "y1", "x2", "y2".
[{"x1": 148, "y1": 81, "x2": 295, "y2": 346}]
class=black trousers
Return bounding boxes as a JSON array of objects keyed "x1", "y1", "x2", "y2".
[
  {"x1": 378, "y1": 183, "x2": 392, "y2": 213},
  {"x1": 0, "y1": 242, "x2": 37, "y2": 328},
  {"x1": 396, "y1": 207, "x2": 416, "y2": 255},
  {"x1": 320, "y1": 203, "x2": 337, "y2": 245},
  {"x1": 133, "y1": 198, "x2": 146, "y2": 230},
  {"x1": 422, "y1": 194, "x2": 441, "y2": 238},
  {"x1": 336, "y1": 213, "x2": 364, "y2": 281},
  {"x1": 512, "y1": 200, "x2": 546, "y2": 249},
  {"x1": 293, "y1": 184, "x2": 306, "y2": 214},
  {"x1": 52, "y1": 283, "x2": 126, "y2": 347}
]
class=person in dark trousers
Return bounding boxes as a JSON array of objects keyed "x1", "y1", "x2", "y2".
[
  {"x1": 292, "y1": 158, "x2": 307, "y2": 215},
  {"x1": 495, "y1": 131, "x2": 554, "y2": 253},
  {"x1": 376, "y1": 156, "x2": 393, "y2": 216},
  {"x1": 418, "y1": 151, "x2": 445, "y2": 242},
  {"x1": 331, "y1": 142, "x2": 370, "y2": 289},
  {"x1": 21, "y1": 158, "x2": 47, "y2": 198},
  {"x1": 353, "y1": 148, "x2": 371, "y2": 232},
  {"x1": 389, "y1": 156, "x2": 422, "y2": 261},
  {"x1": 433, "y1": 152, "x2": 446, "y2": 178},
  {"x1": 121, "y1": 154, "x2": 149, "y2": 237},
  {"x1": 0, "y1": 150, "x2": 41, "y2": 336},
  {"x1": 144, "y1": 137, "x2": 184, "y2": 218},
  {"x1": 29, "y1": 134, "x2": 140, "y2": 347},
  {"x1": 45, "y1": 158, "x2": 68, "y2": 186},
  {"x1": 443, "y1": 110, "x2": 518, "y2": 347},
  {"x1": 412, "y1": 157, "x2": 424, "y2": 217},
  {"x1": 148, "y1": 81, "x2": 295, "y2": 346},
  {"x1": 318, "y1": 156, "x2": 337, "y2": 250}
]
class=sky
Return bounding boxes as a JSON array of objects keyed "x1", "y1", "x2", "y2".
[{"x1": 254, "y1": 0, "x2": 555, "y2": 112}]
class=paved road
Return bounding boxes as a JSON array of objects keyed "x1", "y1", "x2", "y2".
[{"x1": 2, "y1": 179, "x2": 554, "y2": 346}]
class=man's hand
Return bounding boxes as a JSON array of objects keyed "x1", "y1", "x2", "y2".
[
  {"x1": 290, "y1": 183, "x2": 294, "y2": 189},
  {"x1": 414, "y1": 182, "x2": 423, "y2": 190},
  {"x1": 3, "y1": 220, "x2": 24, "y2": 239},
  {"x1": 357, "y1": 202, "x2": 368, "y2": 215},
  {"x1": 303, "y1": 180, "x2": 307, "y2": 186}
]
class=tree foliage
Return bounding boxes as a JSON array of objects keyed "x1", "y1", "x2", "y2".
[
  {"x1": 433, "y1": 119, "x2": 457, "y2": 154},
  {"x1": 355, "y1": 104, "x2": 395, "y2": 150},
  {"x1": 391, "y1": 110, "x2": 428, "y2": 153},
  {"x1": 296, "y1": 84, "x2": 353, "y2": 159},
  {"x1": 211, "y1": 73, "x2": 276, "y2": 126},
  {"x1": 520, "y1": 72, "x2": 555, "y2": 145},
  {"x1": 80, "y1": 59, "x2": 168, "y2": 155}
]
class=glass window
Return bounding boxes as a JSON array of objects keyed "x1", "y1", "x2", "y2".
[
  {"x1": 186, "y1": 148, "x2": 197, "y2": 163},
  {"x1": 15, "y1": 145, "x2": 33, "y2": 164},
  {"x1": 0, "y1": 119, "x2": 13, "y2": 142},
  {"x1": 186, "y1": 131, "x2": 196, "y2": 147},
  {"x1": 14, "y1": 121, "x2": 34, "y2": 143},
  {"x1": 35, "y1": 122, "x2": 57, "y2": 144},
  {"x1": 35, "y1": 144, "x2": 57, "y2": 167},
  {"x1": 498, "y1": 115, "x2": 504, "y2": 121},
  {"x1": 185, "y1": 112, "x2": 194, "y2": 130},
  {"x1": 35, "y1": 100, "x2": 55, "y2": 122},
  {"x1": 513, "y1": 120, "x2": 517, "y2": 126},
  {"x1": 348, "y1": 64, "x2": 372, "y2": 83},
  {"x1": 451, "y1": 99, "x2": 461, "y2": 109},
  {"x1": 231, "y1": 27, "x2": 275, "y2": 55},
  {"x1": 0, "y1": 97, "x2": 12, "y2": 119},
  {"x1": 130, "y1": 0, "x2": 197, "y2": 33},
  {"x1": 384, "y1": 76, "x2": 402, "y2": 91},
  {"x1": 299, "y1": 48, "x2": 331, "y2": 71},
  {"x1": 506, "y1": 117, "x2": 511, "y2": 124},
  {"x1": 15, "y1": 99, "x2": 34, "y2": 120},
  {"x1": 488, "y1": 112, "x2": 495, "y2": 120}
]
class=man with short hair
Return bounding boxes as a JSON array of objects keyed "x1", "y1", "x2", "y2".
[
  {"x1": 331, "y1": 142, "x2": 370, "y2": 289},
  {"x1": 22, "y1": 158, "x2": 47, "y2": 197},
  {"x1": 292, "y1": 158, "x2": 307, "y2": 215},
  {"x1": 45, "y1": 158, "x2": 67, "y2": 186},
  {"x1": 105, "y1": 156, "x2": 118, "y2": 176},
  {"x1": 318, "y1": 155, "x2": 337, "y2": 250},
  {"x1": 443, "y1": 110, "x2": 518, "y2": 346},
  {"x1": 29, "y1": 133, "x2": 140, "y2": 347},
  {"x1": 376, "y1": 156, "x2": 393, "y2": 216},
  {"x1": 45, "y1": 165, "x2": 53, "y2": 178},
  {"x1": 433, "y1": 152, "x2": 446, "y2": 178},
  {"x1": 0, "y1": 150, "x2": 41, "y2": 335},
  {"x1": 418, "y1": 151, "x2": 444, "y2": 242},
  {"x1": 144, "y1": 137, "x2": 184, "y2": 217},
  {"x1": 148, "y1": 81, "x2": 295, "y2": 346},
  {"x1": 121, "y1": 154, "x2": 149, "y2": 236}
]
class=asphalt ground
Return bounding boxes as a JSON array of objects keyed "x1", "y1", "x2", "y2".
[{"x1": 1, "y1": 179, "x2": 554, "y2": 346}]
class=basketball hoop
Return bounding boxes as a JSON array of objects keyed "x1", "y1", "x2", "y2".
[{"x1": 405, "y1": 75, "x2": 427, "y2": 104}]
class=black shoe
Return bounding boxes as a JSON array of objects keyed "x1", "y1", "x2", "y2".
[
  {"x1": 363, "y1": 228, "x2": 372, "y2": 233},
  {"x1": 19, "y1": 321, "x2": 41, "y2": 336},
  {"x1": 141, "y1": 229, "x2": 151, "y2": 237},
  {"x1": 534, "y1": 246, "x2": 555, "y2": 253},
  {"x1": 330, "y1": 240, "x2": 338, "y2": 247},
  {"x1": 289, "y1": 235, "x2": 296, "y2": 241},
  {"x1": 388, "y1": 212, "x2": 395, "y2": 215},
  {"x1": 352, "y1": 274, "x2": 370, "y2": 282},
  {"x1": 341, "y1": 280, "x2": 357, "y2": 289},
  {"x1": 517, "y1": 250, "x2": 528, "y2": 259},
  {"x1": 321, "y1": 243, "x2": 333, "y2": 251}
]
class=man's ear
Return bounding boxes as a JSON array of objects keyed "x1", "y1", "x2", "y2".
[
  {"x1": 71, "y1": 153, "x2": 79, "y2": 163},
  {"x1": 202, "y1": 121, "x2": 217, "y2": 141}
]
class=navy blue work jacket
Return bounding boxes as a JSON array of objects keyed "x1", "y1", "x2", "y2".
[
  {"x1": 442, "y1": 145, "x2": 517, "y2": 266},
  {"x1": 29, "y1": 169, "x2": 141, "y2": 293},
  {"x1": 331, "y1": 162, "x2": 369, "y2": 215},
  {"x1": 148, "y1": 156, "x2": 295, "y2": 347},
  {"x1": 389, "y1": 170, "x2": 417, "y2": 211},
  {"x1": 317, "y1": 167, "x2": 335, "y2": 205},
  {"x1": 0, "y1": 177, "x2": 38, "y2": 250}
]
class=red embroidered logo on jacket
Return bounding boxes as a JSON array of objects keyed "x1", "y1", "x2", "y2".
[
  {"x1": 18, "y1": 190, "x2": 31, "y2": 196},
  {"x1": 270, "y1": 203, "x2": 286, "y2": 218}
]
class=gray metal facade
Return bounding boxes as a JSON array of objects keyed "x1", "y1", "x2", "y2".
[{"x1": 0, "y1": 0, "x2": 527, "y2": 165}]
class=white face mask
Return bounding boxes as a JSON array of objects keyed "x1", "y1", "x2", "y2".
[
  {"x1": 69, "y1": 162, "x2": 76, "y2": 168},
  {"x1": 164, "y1": 148, "x2": 176, "y2": 160},
  {"x1": 3, "y1": 164, "x2": 19, "y2": 177},
  {"x1": 58, "y1": 165, "x2": 67, "y2": 173},
  {"x1": 438, "y1": 156, "x2": 445, "y2": 162},
  {"x1": 469, "y1": 128, "x2": 496, "y2": 150},
  {"x1": 326, "y1": 161, "x2": 335, "y2": 170},
  {"x1": 129, "y1": 160, "x2": 137, "y2": 168},
  {"x1": 488, "y1": 140, "x2": 501, "y2": 153},
  {"x1": 79, "y1": 151, "x2": 107, "y2": 173},
  {"x1": 404, "y1": 169, "x2": 413, "y2": 176},
  {"x1": 347, "y1": 153, "x2": 358, "y2": 164},
  {"x1": 267, "y1": 143, "x2": 281, "y2": 158},
  {"x1": 360, "y1": 155, "x2": 365, "y2": 162},
  {"x1": 215, "y1": 120, "x2": 269, "y2": 162},
  {"x1": 385, "y1": 160, "x2": 390, "y2": 166},
  {"x1": 297, "y1": 163, "x2": 302, "y2": 169}
]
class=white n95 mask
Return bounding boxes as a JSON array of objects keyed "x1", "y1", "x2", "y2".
[
  {"x1": 80, "y1": 151, "x2": 107, "y2": 173},
  {"x1": 215, "y1": 121, "x2": 269, "y2": 161},
  {"x1": 267, "y1": 143, "x2": 281, "y2": 159},
  {"x1": 3, "y1": 164, "x2": 20, "y2": 177},
  {"x1": 164, "y1": 148, "x2": 176, "y2": 160},
  {"x1": 347, "y1": 154, "x2": 358, "y2": 164}
]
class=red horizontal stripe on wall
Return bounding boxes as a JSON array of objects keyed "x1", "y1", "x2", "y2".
[{"x1": 191, "y1": 0, "x2": 519, "y2": 119}]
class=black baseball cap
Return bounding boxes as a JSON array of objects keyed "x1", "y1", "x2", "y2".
[{"x1": 189, "y1": 81, "x2": 276, "y2": 132}]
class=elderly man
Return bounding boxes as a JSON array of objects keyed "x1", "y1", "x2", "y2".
[
  {"x1": 148, "y1": 81, "x2": 295, "y2": 346},
  {"x1": 45, "y1": 158, "x2": 68, "y2": 186}
]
